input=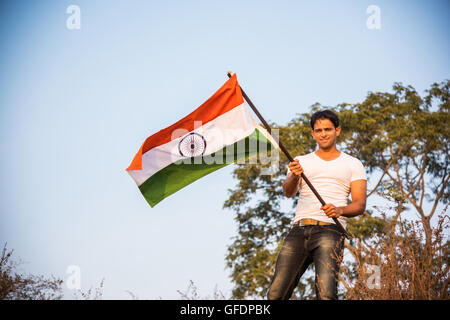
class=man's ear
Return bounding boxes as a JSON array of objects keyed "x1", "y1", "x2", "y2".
[{"x1": 336, "y1": 126, "x2": 341, "y2": 136}]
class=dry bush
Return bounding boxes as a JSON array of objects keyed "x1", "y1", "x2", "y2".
[
  {"x1": 72, "y1": 278, "x2": 105, "y2": 300},
  {"x1": 0, "y1": 244, "x2": 63, "y2": 300},
  {"x1": 340, "y1": 211, "x2": 449, "y2": 299},
  {"x1": 177, "y1": 280, "x2": 227, "y2": 300}
]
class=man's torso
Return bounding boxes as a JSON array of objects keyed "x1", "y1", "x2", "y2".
[{"x1": 291, "y1": 151, "x2": 366, "y2": 228}]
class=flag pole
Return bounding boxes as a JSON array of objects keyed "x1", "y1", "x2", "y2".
[{"x1": 227, "y1": 72, "x2": 351, "y2": 239}]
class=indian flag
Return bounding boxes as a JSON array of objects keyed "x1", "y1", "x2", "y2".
[{"x1": 126, "y1": 74, "x2": 278, "y2": 207}]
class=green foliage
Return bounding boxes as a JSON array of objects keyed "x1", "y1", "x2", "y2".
[
  {"x1": 223, "y1": 80, "x2": 449, "y2": 299},
  {"x1": 338, "y1": 80, "x2": 449, "y2": 208}
]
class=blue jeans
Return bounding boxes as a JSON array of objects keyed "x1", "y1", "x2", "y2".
[{"x1": 267, "y1": 224, "x2": 345, "y2": 300}]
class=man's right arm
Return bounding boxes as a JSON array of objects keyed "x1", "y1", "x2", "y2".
[{"x1": 284, "y1": 160, "x2": 303, "y2": 198}]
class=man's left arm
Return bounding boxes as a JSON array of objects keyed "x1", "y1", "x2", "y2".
[{"x1": 321, "y1": 179, "x2": 367, "y2": 219}]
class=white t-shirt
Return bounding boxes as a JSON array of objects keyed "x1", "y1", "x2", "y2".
[{"x1": 287, "y1": 151, "x2": 367, "y2": 228}]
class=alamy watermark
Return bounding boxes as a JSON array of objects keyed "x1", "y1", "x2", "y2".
[
  {"x1": 366, "y1": 5, "x2": 381, "y2": 30},
  {"x1": 66, "y1": 5, "x2": 81, "y2": 30},
  {"x1": 366, "y1": 264, "x2": 381, "y2": 289},
  {"x1": 66, "y1": 265, "x2": 81, "y2": 290}
]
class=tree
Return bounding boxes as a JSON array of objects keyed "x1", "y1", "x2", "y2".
[
  {"x1": 223, "y1": 80, "x2": 449, "y2": 299},
  {"x1": 338, "y1": 80, "x2": 449, "y2": 244}
]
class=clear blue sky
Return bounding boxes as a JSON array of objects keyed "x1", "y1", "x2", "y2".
[{"x1": 0, "y1": 0, "x2": 448, "y2": 299}]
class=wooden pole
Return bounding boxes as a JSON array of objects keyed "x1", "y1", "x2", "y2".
[{"x1": 227, "y1": 72, "x2": 351, "y2": 239}]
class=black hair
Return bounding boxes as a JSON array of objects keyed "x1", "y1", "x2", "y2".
[{"x1": 310, "y1": 110, "x2": 340, "y2": 129}]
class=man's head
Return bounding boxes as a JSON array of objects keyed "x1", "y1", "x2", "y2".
[{"x1": 310, "y1": 110, "x2": 341, "y2": 150}]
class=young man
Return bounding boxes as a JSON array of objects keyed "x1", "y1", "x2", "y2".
[{"x1": 267, "y1": 110, "x2": 367, "y2": 300}]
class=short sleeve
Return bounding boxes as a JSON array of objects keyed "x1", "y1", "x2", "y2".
[{"x1": 351, "y1": 159, "x2": 367, "y2": 182}]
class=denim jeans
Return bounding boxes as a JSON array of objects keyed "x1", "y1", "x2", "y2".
[{"x1": 267, "y1": 224, "x2": 345, "y2": 300}]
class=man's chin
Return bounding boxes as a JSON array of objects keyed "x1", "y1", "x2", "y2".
[{"x1": 319, "y1": 143, "x2": 334, "y2": 150}]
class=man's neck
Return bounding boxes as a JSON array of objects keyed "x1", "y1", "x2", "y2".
[{"x1": 315, "y1": 146, "x2": 341, "y2": 161}]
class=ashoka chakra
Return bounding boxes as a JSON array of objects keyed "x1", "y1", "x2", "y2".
[{"x1": 178, "y1": 132, "x2": 207, "y2": 157}]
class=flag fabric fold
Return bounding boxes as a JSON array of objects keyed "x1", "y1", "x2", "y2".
[{"x1": 126, "y1": 74, "x2": 276, "y2": 207}]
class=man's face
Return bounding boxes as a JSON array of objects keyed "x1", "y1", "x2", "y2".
[{"x1": 311, "y1": 118, "x2": 341, "y2": 150}]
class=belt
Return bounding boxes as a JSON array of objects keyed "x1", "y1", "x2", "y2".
[{"x1": 294, "y1": 218, "x2": 333, "y2": 227}]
